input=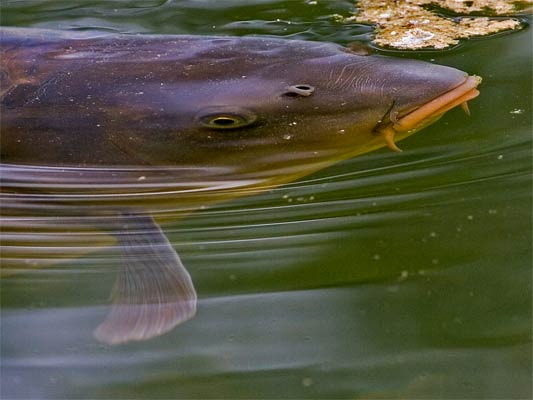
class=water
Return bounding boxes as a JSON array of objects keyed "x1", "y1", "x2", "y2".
[{"x1": 1, "y1": 1, "x2": 531, "y2": 398}]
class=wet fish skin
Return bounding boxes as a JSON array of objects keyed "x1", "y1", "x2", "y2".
[
  {"x1": 0, "y1": 28, "x2": 479, "y2": 344},
  {"x1": 1, "y1": 28, "x2": 468, "y2": 169}
]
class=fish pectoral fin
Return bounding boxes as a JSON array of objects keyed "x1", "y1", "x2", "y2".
[{"x1": 94, "y1": 214, "x2": 197, "y2": 345}]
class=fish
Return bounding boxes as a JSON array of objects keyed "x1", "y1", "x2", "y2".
[{"x1": 0, "y1": 27, "x2": 481, "y2": 344}]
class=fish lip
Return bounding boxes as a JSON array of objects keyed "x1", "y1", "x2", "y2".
[
  {"x1": 374, "y1": 75, "x2": 481, "y2": 152},
  {"x1": 392, "y1": 75, "x2": 481, "y2": 132}
]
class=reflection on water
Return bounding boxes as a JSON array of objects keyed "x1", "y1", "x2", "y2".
[
  {"x1": 2, "y1": 133, "x2": 531, "y2": 397},
  {"x1": 1, "y1": 1, "x2": 532, "y2": 399}
]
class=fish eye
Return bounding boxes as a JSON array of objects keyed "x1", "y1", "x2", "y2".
[
  {"x1": 282, "y1": 84, "x2": 315, "y2": 98},
  {"x1": 196, "y1": 107, "x2": 257, "y2": 130}
]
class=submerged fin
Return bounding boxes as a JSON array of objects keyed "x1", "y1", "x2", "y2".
[{"x1": 94, "y1": 214, "x2": 197, "y2": 345}]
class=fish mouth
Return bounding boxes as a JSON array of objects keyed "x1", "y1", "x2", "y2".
[{"x1": 375, "y1": 75, "x2": 482, "y2": 152}]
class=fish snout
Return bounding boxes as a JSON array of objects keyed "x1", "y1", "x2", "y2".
[{"x1": 373, "y1": 61, "x2": 481, "y2": 152}]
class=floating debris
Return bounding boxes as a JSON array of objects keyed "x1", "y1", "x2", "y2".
[{"x1": 338, "y1": 0, "x2": 529, "y2": 49}]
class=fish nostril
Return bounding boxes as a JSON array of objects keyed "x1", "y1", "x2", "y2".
[
  {"x1": 282, "y1": 91, "x2": 301, "y2": 98},
  {"x1": 282, "y1": 84, "x2": 315, "y2": 98}
]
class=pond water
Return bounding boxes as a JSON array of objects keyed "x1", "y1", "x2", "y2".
[{"x1": 1, "y1": 1, "x2": 531, "y2": 399}]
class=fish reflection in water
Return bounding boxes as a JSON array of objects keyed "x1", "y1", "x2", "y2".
[{"x1": 0, "y1": 28, "x2": 480, "y2": 344}]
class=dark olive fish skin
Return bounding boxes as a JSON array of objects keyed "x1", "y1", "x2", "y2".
[
  {"x1": 1, "y1": 28, "x2": 468, "y2": 168},
  {"x1": 0, "y1": 28, "x2": 480, "y2": 344}
]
